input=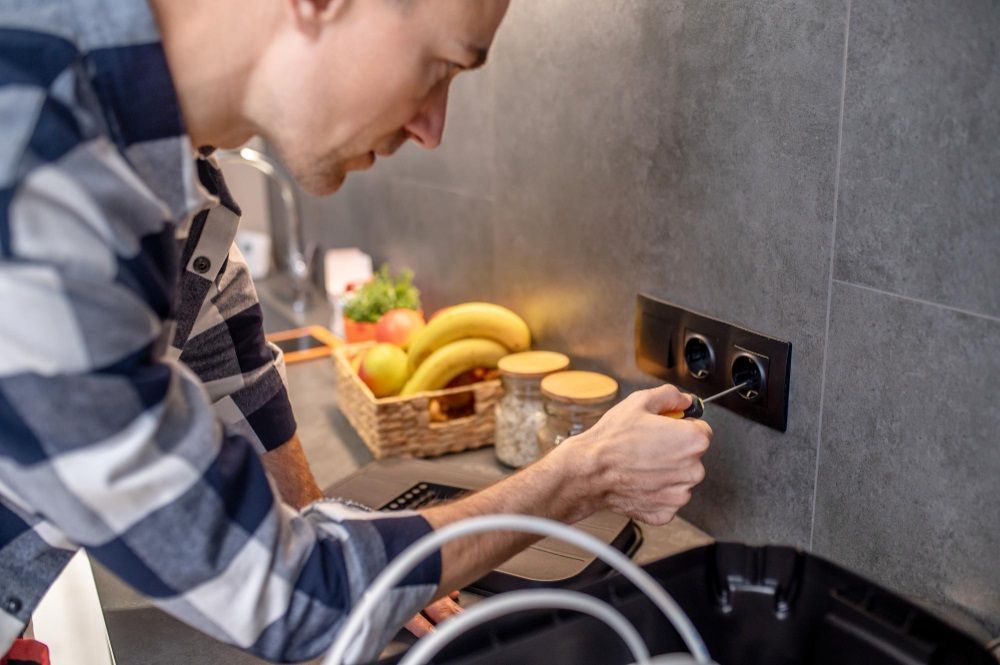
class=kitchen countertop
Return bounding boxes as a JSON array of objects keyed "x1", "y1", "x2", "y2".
[{"x1": 91, "y1": 288, "x2": 713, "y2": 664}]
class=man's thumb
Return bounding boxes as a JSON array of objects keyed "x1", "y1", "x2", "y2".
[{"x1": 642, "y1": 383, "x2": 693, "y2": 414}]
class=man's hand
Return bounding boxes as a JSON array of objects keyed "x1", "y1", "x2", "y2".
[
  {"x1": 403, "y1": 591, "x2": 462, "y2": 637},
  {"x1": 421, "y1": 383, "x2": 712, "y2": 600},
  {"x1": 554, "y1": 383, "x2": 713, "y2": 525}
]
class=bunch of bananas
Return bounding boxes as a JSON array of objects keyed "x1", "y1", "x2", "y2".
[{"x1": 399, "y1": 302, "x2": 531, "y2": 395}]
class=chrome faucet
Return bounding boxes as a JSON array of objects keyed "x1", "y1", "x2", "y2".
[{"x1": 217, "y1": 146, "x2": 311, "y2": 312}]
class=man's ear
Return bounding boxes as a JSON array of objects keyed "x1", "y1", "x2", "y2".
[{"x1": 286, "y1": 0, "x2": 350, "y2": 34}]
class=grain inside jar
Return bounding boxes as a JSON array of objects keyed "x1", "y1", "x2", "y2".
[{"x1": 494, "y1": 351, "x2": 570, "y2": 468}]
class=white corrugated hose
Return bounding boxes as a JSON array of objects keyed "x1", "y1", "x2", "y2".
[{"x1": 323, "y1": 514, "x2": 713, "y2": 665}]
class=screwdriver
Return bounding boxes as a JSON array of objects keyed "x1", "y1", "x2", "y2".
[{"x1": 663, "y1": 381, "x2": 754, "y2": 420}]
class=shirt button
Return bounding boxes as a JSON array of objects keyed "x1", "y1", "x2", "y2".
[
  {"x1": 192, "y1": 256, "x2": 211, "y2": 274},
  {"x1": 4, "y1": 597, "x2": 22, "y2": 613}
]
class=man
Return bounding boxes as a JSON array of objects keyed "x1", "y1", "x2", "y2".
[{"x1": 0, "y1": 0, "x2": 712, "y2": 662}]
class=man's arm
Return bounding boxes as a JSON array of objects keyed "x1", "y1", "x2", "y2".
[
  {"x1": 173, "y1": 194, "x2": 324, "y2": 508},
  {"x1": 0, "y1": 129, "x2": 441, "y2": 661},
  {"x1": 262, "y1": 433, "x2": 324, "y2": 508},
  {"x1": 422, "y1": 384, "x2": 712, "y2": 597}
]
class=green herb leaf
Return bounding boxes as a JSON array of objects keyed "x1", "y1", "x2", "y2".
[{"x1": 343, "y1": 265, "x2": 421, "y2": 323}]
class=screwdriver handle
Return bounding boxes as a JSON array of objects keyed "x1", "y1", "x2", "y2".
[{"x1": 663, "y1": 396, "x2": 705, "y2": 420}]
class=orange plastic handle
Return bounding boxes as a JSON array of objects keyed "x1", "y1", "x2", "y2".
[{"x1": 660, "y1": 396, "x2": 705, "y2": 420}]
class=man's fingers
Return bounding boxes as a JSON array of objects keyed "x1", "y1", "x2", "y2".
[
  {"x1": 404, "y1": 612, "x2": 436, "y2": 638},
  {"x1": 423, "y1": 596, "x2": 463, "y2": 624},
  {"x1": 664, "y1": 417, "x2": 713, "y2": 454},
  {"x1": 448, "y1": 590, "x2": 460, "y2": 601},
  {"x1": 689, "y1": 417, "x2": 714, "y2": 438},
  {"x1": 405, "y1": 594, "x2": 463, "y2": 637}
]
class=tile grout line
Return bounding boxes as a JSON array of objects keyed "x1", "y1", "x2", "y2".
[
  {"x1": 488, "y1": 48, "x2": 501, "y2": 302},
  {"x1": 809, "y1": 0, "x2": 852, "y2": 552},
  {"x1": 832, "y1": 279, "x2": 1000, "y2": 323}
]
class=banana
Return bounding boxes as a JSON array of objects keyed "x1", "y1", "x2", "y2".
[
  {"x1": 407, "y1": 302, "x2": 531, "y2": 371},
  {"x1": 400, "y1": 338, "x2": 509, "y2": 396}
]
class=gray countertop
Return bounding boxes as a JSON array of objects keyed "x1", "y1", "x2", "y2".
[
  {"x1": 92, "y1": 288, "x2": 713, "y2": 664},
  {"x1": 285, "y1": 341, "x2": 714, "y2": 570}
]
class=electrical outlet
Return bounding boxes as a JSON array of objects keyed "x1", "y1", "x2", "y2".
[
  {"x1": 635, "y1": 293, "x2": 792, "y2": 431},
  {"x1": 683, "y1": 329, "x2": 718, "y2": 380}
]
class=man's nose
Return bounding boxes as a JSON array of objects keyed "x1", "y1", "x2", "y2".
[{"x1": 404, "y1": 80, "x2": 450, "y2": 149}]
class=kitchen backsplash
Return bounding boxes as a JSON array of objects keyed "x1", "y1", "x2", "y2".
[{"x1": 291, "y1": 1, "x2": 999, "y2": 637}]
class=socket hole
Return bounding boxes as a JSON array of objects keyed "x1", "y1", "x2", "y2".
[
  {"x1": 684, "y1": 335, "x2": 715, "y2": 380},
  {"x1": 731, "y1": 354, "x2": 765, "y2": 401}
]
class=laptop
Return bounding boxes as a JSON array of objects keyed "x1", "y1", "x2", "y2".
[{"x1": 324, "y1": 457, "x2": 641, "y2": 594}]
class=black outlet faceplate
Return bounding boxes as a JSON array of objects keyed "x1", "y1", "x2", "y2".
[{"x1": 635, "y1": 293, "x2": 792, "y2": 431}]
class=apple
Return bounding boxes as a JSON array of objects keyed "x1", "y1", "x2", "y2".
[
  {"x1": 357, "y1": 343, "x2": 410, "y2": 397},
  {"x1": 375, "y1": 308, "x2": 425, "y2": 349}
]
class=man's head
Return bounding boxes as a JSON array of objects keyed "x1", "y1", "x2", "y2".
[{"x1": 232, "y1": 0, "x2": 508, "y2": 195}]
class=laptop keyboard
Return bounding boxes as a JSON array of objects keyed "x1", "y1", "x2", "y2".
[{"x1": 380, "y1": 482, "x2": 471, "y2": 511}]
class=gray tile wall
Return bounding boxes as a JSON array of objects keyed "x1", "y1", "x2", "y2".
[{"x1": 298, "y1": 0, "x2": 999, "y2": 636}]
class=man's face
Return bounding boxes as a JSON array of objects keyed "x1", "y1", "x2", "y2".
[{"x1": 257, "y1": 0, "x2": 509, "y2": 195}]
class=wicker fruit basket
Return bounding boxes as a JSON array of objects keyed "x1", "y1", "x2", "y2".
[{"x1": 332, "y1": 341, "x2": 503, "y2": 458}]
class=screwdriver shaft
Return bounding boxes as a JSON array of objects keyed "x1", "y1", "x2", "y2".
[
  {"x1": 662, "y1": 380, "x2": 755, "y2": 420},
  {"x1": 702, "y1": 381, "x2": 752, "y2": 405}
]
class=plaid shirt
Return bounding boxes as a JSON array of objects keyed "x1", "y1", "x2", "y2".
[{"x1": 0, "y1": 1, "x2": 440, "y2": 662}]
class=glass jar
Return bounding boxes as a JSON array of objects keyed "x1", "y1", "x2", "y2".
[
  {"x1": 537, "y1": 371, "x2": 619, "y2": 455},
  {"x1": 494, "y1": 351, "x2": 570, "y2": 468}
]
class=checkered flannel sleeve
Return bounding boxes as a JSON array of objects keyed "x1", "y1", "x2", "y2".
[
  {"x1": 0, "y1": 102, "x2": 440, "y2": 662},
  {"x1": 177, "y1": 240, "x2": 298, "y2": 453}
]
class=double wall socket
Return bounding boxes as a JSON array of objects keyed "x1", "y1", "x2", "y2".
[{"x1": 635, "y1": 293, "x2": 792, "y2": 431}]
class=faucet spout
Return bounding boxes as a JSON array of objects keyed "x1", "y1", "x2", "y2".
[{"x1": 218, "y1": 147, "x2": 311, "y2": 312}]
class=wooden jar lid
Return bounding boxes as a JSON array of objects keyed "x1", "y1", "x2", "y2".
[
  {"x1": 540, "y1": 370, "x2": 619, "y2": 405},
  {"x1": 497, "y1": 351, "x2": 570, "y2": 378}
]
